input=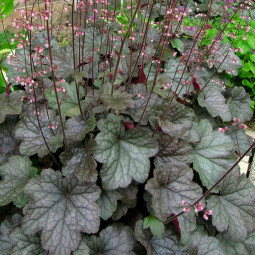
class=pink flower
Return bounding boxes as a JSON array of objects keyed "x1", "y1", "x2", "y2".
[
  {"x1": 183, "y1": 207, "x2": 190, "y2": 212},
  {"x1": 182, "y1": 200, "x2": 187, "y2": 206},
  {"x1": 218, "y1": 128, "x2": 225, "y2": 133}
]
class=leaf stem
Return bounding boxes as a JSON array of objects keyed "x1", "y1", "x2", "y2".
[{"x1": 164, "y1": 140, "x2": 255, "y2": 224}]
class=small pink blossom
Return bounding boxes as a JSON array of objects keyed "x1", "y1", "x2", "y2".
[
  {"x1": 194, "y1": 202, "x2": 204, "y2": 213},
  {"x1": 183, "y1": 207, "x2": 190, "y2": 212},
  {"x1": 182, "y1": 200, "x2": 187, "y2": 206},
  {"x1": 239, "y1": 124, "x2": 247, "y2": 129},
  {"x1": 218, "y1": 128, "x2": 225, "y2": 133}
]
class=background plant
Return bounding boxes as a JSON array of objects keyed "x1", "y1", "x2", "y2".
[{"x1": 0, "y1": 0, "x2": 255, "y2": 254}]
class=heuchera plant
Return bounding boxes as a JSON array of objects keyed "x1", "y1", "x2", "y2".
[{"x1": 0, "y1": 0, "x2": 255, "y2": 254}]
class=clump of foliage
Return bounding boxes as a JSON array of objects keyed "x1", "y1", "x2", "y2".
[{"x1": 0, "y1": 0, "x2": 255, "y2": 254}]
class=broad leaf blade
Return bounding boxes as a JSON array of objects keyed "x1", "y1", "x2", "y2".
[
  {"x1": 145, "y1": 162, "x2": 202, "y2": 243},
  {"x1": 128, "y1": 83, "x2": 159, "y2": 125},
  {"x1": 22, "y1": 169, "x2": 101, "y2": 255},
  {"x1": 198, "y1": 87, "x2": 232, "y2": 122},
  {"x1": 97, "y1": 190, "x2": 122, "y2": 220},
  {"x1": 143, "y1": 215, "x2": 165, "y2": 238},
  {"x1": 94, "y1": 114, "x2": 158, "y2": 189},
  {"x1": 60, "y1": 138, "x2": 97, "y2": 182},
  {"x1": 65, "y1": 114, "x2": 95, "y2": 143},
  {"x1": 77, "y1": 225, "x2": 135, "y2": 255},
  {"x1": 150, "y1": 98, "x2": 195, "y2": 141},
  {"x1": 207, "y1": 173, "x2": 255, "y2": 242},
  {"x1": 0, "y1": 156, "x2": 38, "y2": 207},
  {"x1": 0, "y1": 116, "x2": 19, "y2": 165},
  {"x1": 189, "y1": 226, "x2": 225, "y2": 255},
  {"x1": 15, "y1": 109, "x2": 63, "y2": 157},
  {"x1": 0, "y1": 91, "x2": 24, "y2": 124},
  {"x1": 227, "y1": 87, "x2": 253, "y2": 122},
  {"x1": 100, "y1": 83, "x2": 134, "y2": 113},
  {"x1": 156, "y1": 134, "x2": 194, "y2": 169},
  {"x1": 193, "y1": 119, "x2": 235, "y2": 189}
]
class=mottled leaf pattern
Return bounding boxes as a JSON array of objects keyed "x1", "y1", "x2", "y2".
[
  {"x1": 94, "y1": 114, "x2": 158, "y2": 189},
  {"x1": 0, "y1": 91, "x2": 24, "y2": 124},
  {"x1": 97, "y1": 190, "x2": 122, "y2": 220},
  {"x1": 145, "y1": 162, "x2": 202, "y2": 243},
  {"x1": 207, "y1": 173, "x2": 255, "y2": 242},
  {"x1": 227, "y1": 87, "x2": 253, "y2": 122},
  {"x1": 193, "y1": 119, "x2": 236, "y2": 189},
  {"x1": 0, "y1": 156, "x2": 38, "y2": 207},
  {"x1": 60, "y1": 138, "x2": 97, "y2": 182},
  {"x1": 22, "y1": 169, "x2": 101, "y2": 255},
  {"x1": 156, "y1": 134, "x2": 194, "y2": 169},
  {"x1": 0, "y1": 116, "x2": 19, "y2": 165},
  {"x1": 128, "y1": 83, "x2": 159, "y2": 125},
  {"x1": 15, "y1": 109, "x2": 63, "y2": 157},
  {"x1": 76, "y1": 225, "x2": 135, "y2": 255},
  {"x1": 198, "y1": 87, "x2": 232, "y2": 122}
]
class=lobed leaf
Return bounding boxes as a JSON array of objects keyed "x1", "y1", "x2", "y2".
[
  {"x1": 0, "y1": 91, "x2": 25, "y2": 124},
  {"x1": 76, "y1": 225, "x2": 135, "y2": 255},
  {"x1": 15, "y1": 109, "x2": 63, "y2": 157},
  {"x1": 22, "y1": 169, "x2": 101, "y2": 255},
  {"x1": 198, "y1": 87, "x2": 232, "y2": 122},
  {"x1": 145, "y1": 162, "x2": 202, "y2": 243},
  {"x1": 193, "y1": 119, "x2": 236, "y2": 189},
  {"x1": 60, "y1": 138, "x2": 97, "y2": 182},
  {"x1": 94, "y1": 114, "x2": 158, "y2": 190},
  {"x1": 207, "y1": 172, "x2": 255, "y2": 242},
  {"x1": 0, "y1": 156, "x2": 38, "y2": 207}
]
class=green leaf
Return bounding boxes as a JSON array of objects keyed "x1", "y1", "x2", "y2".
[
  {"x1": 0, "y1": 0, "x2": 14, "y2": 19},
  {"x1": 0, "y1": 91, "x2": 24, "y2": 124},
  {"x1": 145, "y1": 162, "x2": 202, "y2": 243},
  {"x1": 207, "y1": 173, "x2": 255, "y2": 242},
  {"x1": 193, "y1": 119, "x2": 235, "y2": 189},
  {"x1": 135, "y1": 220, "x2": 154, "y2": 255},
  {"x1": 76, "y1": 225, "x2": 135, "y2": 255},
  {"x1": 65, "y1": 114, "x2": 96, "y2": 143},
  {"x1": 189, "y1": 226, "x2": 225, "y2": 255},
  {"x1": 247, "y1": 36, "x2": 255, "y2": 49},
  {"x1": 0, "y1": 116, "x2": 18, "y2": 165},
  {"x1": 171, "y1": 39, "x2": 184, "y2": 53},
  {"x1": 0, "y1": 156, "x2": 38, "y2": 207},
  {"x1": 244, "y1": 230, "x2": 255, "y2": 254},
  {"x1": 143, "y1": 215, "x2": 165, "y2": 238},
  {"x1": 128, "y1": 83, "x2": 159, "y2": 125},
  {"x1": 227, "y1": 86, "x2": 253, "y2": 122},
  {"x1": 99, "y1": 83, "x2": 134, "y2": 113},
  {"x1": 45, "y1": 81, "x2": 85, "y2": 117},
  {"x1": 217, "y1": 233, "x2": 249, "y2": 255},
  {"x1": 198, "y1": 87, "x2": 232, "y2": 122},
  {"x1": 22, "y1": 169, "x2": 101, "y2": 255},
  {"x1": 50, "y1": 44, "x2": 97, "y2": 79},
  {"x1": 207, "y1": 42, "x2": 242, "y2": 76},
  {"x1": 155, "y1": 134, "x2": 194, "y2": 169},
  {"x1": 225, "y1": 125, "x2": 252, "y2": 156},
  {"x1": 97, "y1": 190, "x2": 122, "y2": 220},
  {"x1": 150, "y1": 98, "x2": 195, "y2": 141},
  {"x1": 135, "y1": 220, "x2": 186, "y2": 255},
  {"x1": 112, "y1": 183, "x2": 138, "y2": 220},
  {"x1": 151, "y1": 228, "x2": 187, "y2": 255},
  {"x1": 60, "y1": 138, "x2": 97, "y2": 182},
  {"x1": 15, "y1": 109, "x2": 63, "y2": 157},
  {"x1": 94, "y1": 114, "x2": 158, "y2": 190},
  {"x1": 8, "y1": 226, "x2": 46, "y2": 255},
  {"x1": 0, "y1": 214, "x2": 22, "y2": 254}
]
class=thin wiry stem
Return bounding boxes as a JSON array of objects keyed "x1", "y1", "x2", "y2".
[{"x1": 164, "y1": 140, "x2": 255, "y2": 224}]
